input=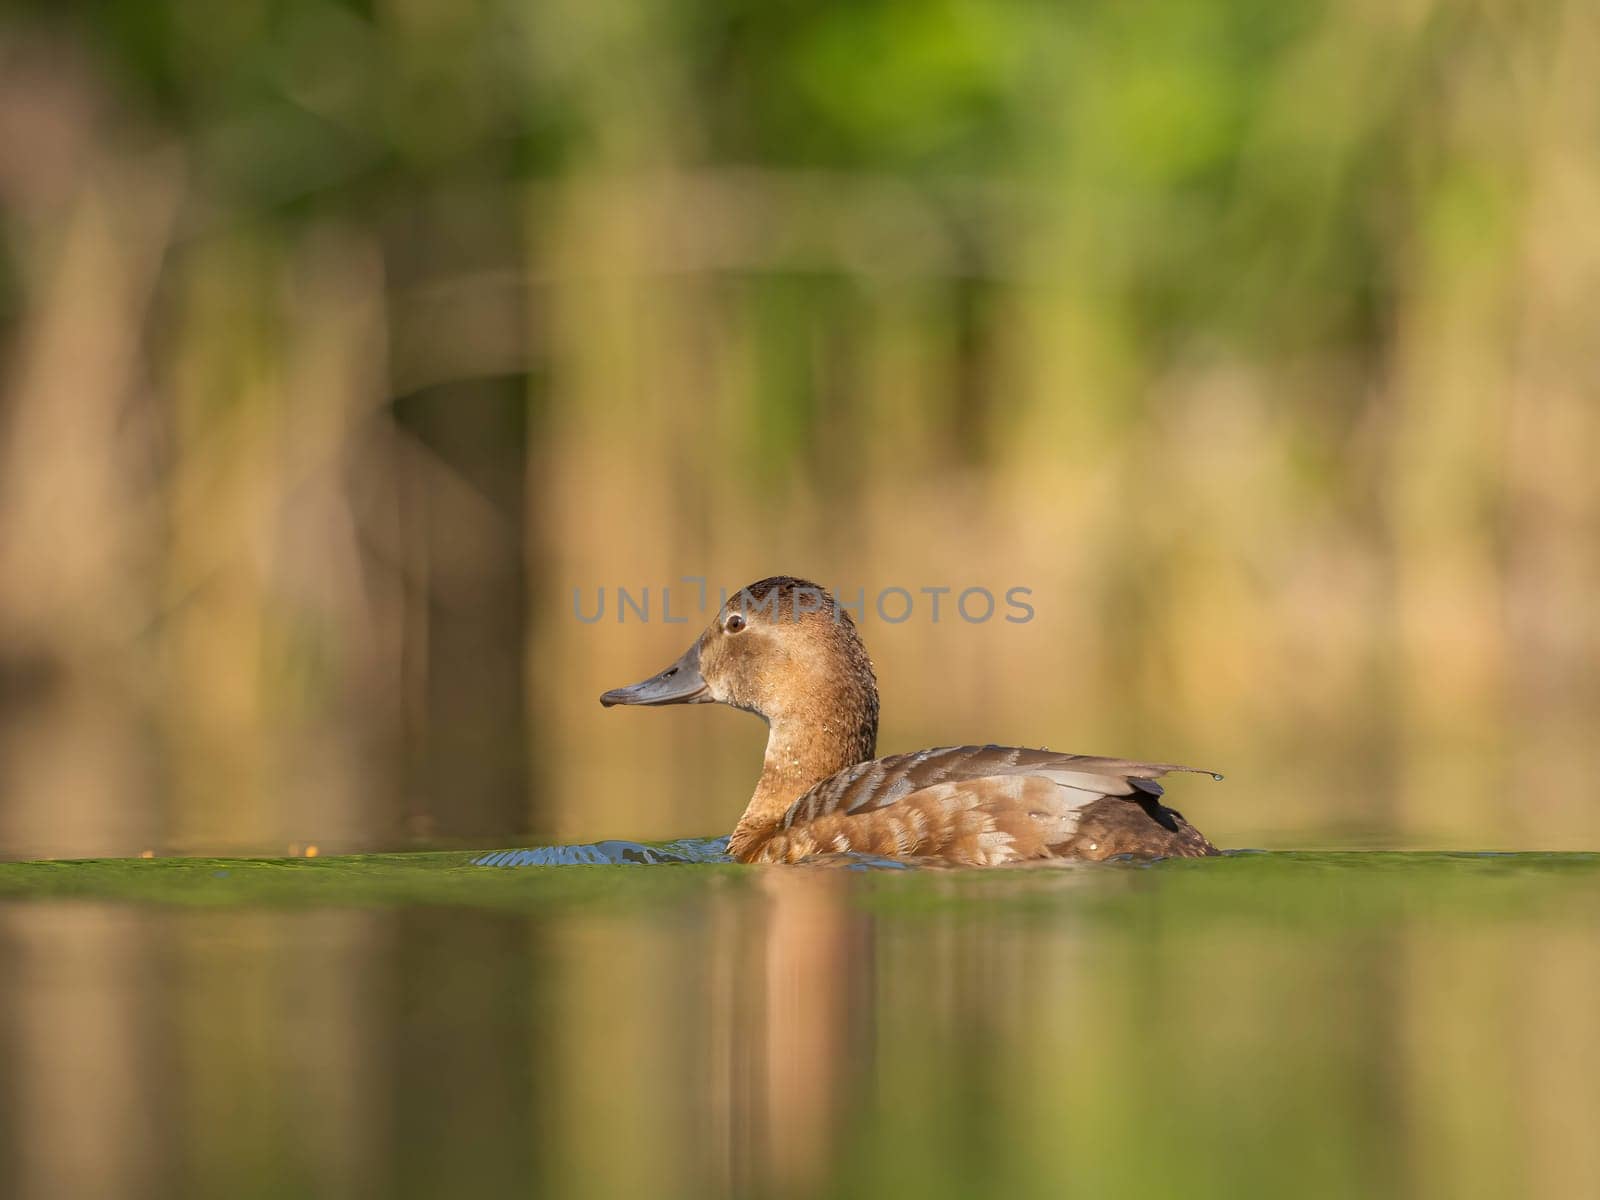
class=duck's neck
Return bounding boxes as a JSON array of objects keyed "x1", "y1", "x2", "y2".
[{"x1": 730, "y1": 690, "x2": 878, "y2": 856}]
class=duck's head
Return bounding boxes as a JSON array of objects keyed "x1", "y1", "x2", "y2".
[{"x1": 599, "y1": 576, "x2": 878, "y2": 760}]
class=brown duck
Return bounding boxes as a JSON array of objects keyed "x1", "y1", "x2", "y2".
[{"x1": 600, "y1": 576, "x2": 1220, "y2": 865}]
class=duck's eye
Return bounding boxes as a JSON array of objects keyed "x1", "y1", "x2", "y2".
[{"x1": 724, "y1": 612, "x2": 747, "y2": 635}]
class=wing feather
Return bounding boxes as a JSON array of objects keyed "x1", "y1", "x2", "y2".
[{"x1": 789, "y1": 744, "x2": 1215, "y2": 824}]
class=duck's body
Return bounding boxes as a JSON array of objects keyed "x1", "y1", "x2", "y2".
[
  {"x1": 601, "y1": 576, "x2": 1219, "y2": 866},
  {"x1": 735, "y1": 746, "x2": 1216, "y2": 864}
]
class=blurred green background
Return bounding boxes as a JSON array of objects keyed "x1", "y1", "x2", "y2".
[
  {"x1": 4, "y1": 5, "x2": 1600, "y2": 1199},
  {"x1": 2, "y1": 0, "x2": 1598, "y2": 860}
]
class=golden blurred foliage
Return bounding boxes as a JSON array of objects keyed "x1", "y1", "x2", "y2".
[{"x1": 1, "y1": 0, "x2": 1598, "y2": 856}]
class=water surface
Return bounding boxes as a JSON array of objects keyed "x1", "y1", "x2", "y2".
[{"x1": 1, "y1": 851, "x2": 1597, "y2": 1198}]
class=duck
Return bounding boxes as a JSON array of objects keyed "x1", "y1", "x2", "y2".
[{"x1": 599, "y1": 575, "x2": 1220, "y2": 865}]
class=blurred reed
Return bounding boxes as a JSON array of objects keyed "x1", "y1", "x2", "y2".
[{"x1": 1, "y1": 0, "x2": 1597, "y2": 857}]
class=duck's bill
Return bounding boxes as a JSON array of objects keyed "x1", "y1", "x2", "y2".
[{"x1": 599, "y1": 641, "x2": 710, "y2": 707}]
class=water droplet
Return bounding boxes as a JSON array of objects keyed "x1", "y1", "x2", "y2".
[{"x1": 1211, "y1": 773, "x2": 1225, "y2": 781}]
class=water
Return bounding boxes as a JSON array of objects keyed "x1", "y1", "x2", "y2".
[
  {"x1": 471, "y1": 838, "x2": 915, "y2": 870},
  {"x1": 2, "y1": 851, "x2": 1598, "y2": 1198},
  {"x1": 472, "y1": 837, "x2": 734, "y2": 866}
]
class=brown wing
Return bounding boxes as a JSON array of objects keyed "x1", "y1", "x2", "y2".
[
  {"x1": 782, "y1": 745, "x2": 1215, "y2": 827},
  {"x1": 754, "y1": 745, "x2": 1218, "y2": 865}
]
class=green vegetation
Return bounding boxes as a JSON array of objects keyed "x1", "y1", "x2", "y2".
[
  {"x1": 3, "y1": 850, "x2": 1597, "y2": 923},
  {"x1": 0, "y1": 850, "x2": 741, "y2": 910}
]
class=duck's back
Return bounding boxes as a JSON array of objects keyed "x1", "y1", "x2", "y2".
[{"x1": 739, "y1": 745, "x2": 1217, "y2": 865}]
